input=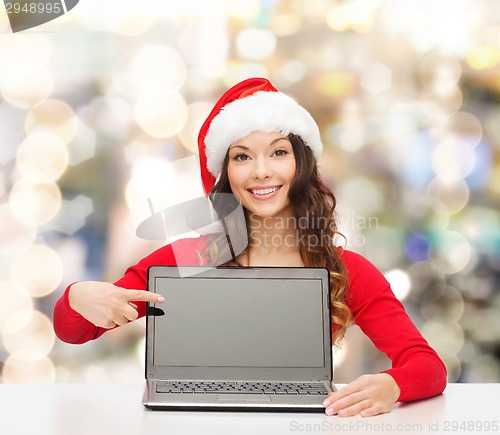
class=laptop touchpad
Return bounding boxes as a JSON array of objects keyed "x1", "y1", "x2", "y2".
[{"x1": 217, "y1": 394, "x2": 271, "y2": 402}]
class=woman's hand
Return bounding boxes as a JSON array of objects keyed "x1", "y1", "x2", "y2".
[
  {"x1": 323, "y1": 373, "x2": 401, "y2": 417},
  {"x1": 68, "y1": 281, "x2": 164, "y2": 329}
]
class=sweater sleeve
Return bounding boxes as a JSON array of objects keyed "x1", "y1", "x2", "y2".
[
  {"x1": 341, "y1": 250, "x2": 447, "y2": 402},
  {"x1": 53, "y1": 237, "x2": 206, "y2": 344}
]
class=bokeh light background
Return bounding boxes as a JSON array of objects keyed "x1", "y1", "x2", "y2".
[{"x1": 0, "y1": 0, "x2": 499, "y2": 385}]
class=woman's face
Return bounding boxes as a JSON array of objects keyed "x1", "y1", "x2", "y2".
[{"x1": 227, "y1": 131, "x2": 296, "y2": 219}]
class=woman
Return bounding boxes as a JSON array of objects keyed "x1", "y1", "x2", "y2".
[{"x1": 53, "y1": 77, "x2": 447, "y2": 417}]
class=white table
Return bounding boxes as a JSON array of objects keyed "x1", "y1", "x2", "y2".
[{"x1": 1, "y1": 383, "x2": 498, "y2": 435}]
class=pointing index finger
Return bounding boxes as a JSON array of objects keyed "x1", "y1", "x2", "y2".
[{"x1": 124, "y1": 289, "x2": 165, "y2": 303}]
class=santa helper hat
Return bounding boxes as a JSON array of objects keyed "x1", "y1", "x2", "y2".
[{"x1": 197, "y1": 77, "x2": 323, "y2": 196}]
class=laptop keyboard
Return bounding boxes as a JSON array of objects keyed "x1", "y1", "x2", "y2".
[{"x1": 156, "y1": 381, "x2": 329, "y2": 395}]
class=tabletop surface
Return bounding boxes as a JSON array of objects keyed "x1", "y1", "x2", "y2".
[{"x1": 1, "y1": 383, "x2": 498, "y2": 435}]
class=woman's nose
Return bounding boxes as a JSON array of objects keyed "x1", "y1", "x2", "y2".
[{"x1": 252, "y1": 157, "x2": 272, "y2": 179}]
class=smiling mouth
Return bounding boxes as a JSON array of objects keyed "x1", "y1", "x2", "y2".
[{"x1": 248, "y1": 186, "x2": 282, "y2": 196}]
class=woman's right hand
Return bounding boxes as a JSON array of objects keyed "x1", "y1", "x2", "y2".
[{"x1": 68, "y1": 281, "x2": 164, "y2": 329}]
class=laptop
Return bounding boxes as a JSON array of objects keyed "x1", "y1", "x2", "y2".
[{"x1": 142, "y1": 266, "x2": 335, "y2": 412}]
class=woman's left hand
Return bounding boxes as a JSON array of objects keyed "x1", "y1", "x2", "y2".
[{"x1": 323, "y1": 373, "x2": 401, "y2": 417}]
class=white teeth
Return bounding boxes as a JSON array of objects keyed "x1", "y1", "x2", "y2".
[{"x1": 250, "y1": 187, "x2": 279, "y2": 195}]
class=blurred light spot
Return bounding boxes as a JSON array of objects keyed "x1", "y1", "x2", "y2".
[
  {"x1": 384, "y1": 269, "x2": 411, "y2": 301},
  {"x1": 25, "y1": 99, "x2": 78, "y2": 144},
  {"x1": 0, "y1": 102, "x2": 26, "y2": 165},
  {"x1": 466, "y1": 45, "x2": 500, "y2": 70},
  {"x1": 458, "y1": 339, "x2": 480, "y2": 365},
  {"x1": 78, "y1": 96, "x2": 131, "y2": 140},
  {"x1": 123, "y1": 140, "x2": 150, "y2": 165},
  {"x1": 465, "y1": 139, "x2": 492, "y2": 191},
  {"x1": 67, "y1": 119, "x2": 97, "y2": 166},
  {"x1": 491, "y1": 163, "x2": 500, "y2": 197},
  {"x1": 361, "y1": 227, "x2": 405, "y2": 270},
  {"x1": 470, "y1": 307, "x2": 500, "y2": 344},
  {"x1": 0, "y1": 282, "x2": 33, "y2": 332},
  {"x1": 128, "y1": 157, "x2": 173, "y2": 199},
  {"x1": 131, "y1": 45, "x2": 186, "y2": 92},
  {"x1": 16, "y1": 132, "x2": 69, "y2": 183},
  {"x1": 276, "y1": 60, "x2": 307, "y2": 85},
  {"x1": 315, "y1": 73, "x2": 356, "y2": 98},
  {"x1": 10, "y1": 244, "x2": 63, "y2": 297},
  {"x1": 390, "y1": 129, "x2": 436, "y2": 188},
  {"x1": 0, "y1": 35, "x2": 33, "y2": 76},
  {"x1": 125, "y1": 156, "x2": 204, "y2": 231},
  {"x1": 228, "y1": 0, "x2": 260, "y2": 19},
  {"x1": 2, "y1": 350, "x2": 55, "y2": 383},
  {"x1": 360, "y1": 62, "x2": 392, "y2": 94},
  {"x1": 455, "y1": 207, "x2": 500, "y2": 255},
  {"x1": 406, "y1": 261, "x2": 446, "y2": 302},
  {"x1": 416, "y1": 100, "x2": 448, "y2": 125},
  {"x1": 271, "y1": 13, "x2": 302, "y2": 36},
  {"x1": 485, "y1": 108, "x2": 500, "y2": 150},
  {"x1": 440, "y1": 112, "x2": 483, "y2": 148},
  {"x1": 422, "y1": 321, "x2": 464, "y2": 356},
  {"x1": 105, "y1": 71, "x2": 136, "y2": 100},
  {"x1": 420, "y1": 284, "x2": 464, "y2": 325},
  {"x1": 432, "y1": 87, "x2": 463, "y2": 114},
  {"x1": 406, "y1": 196, "x2": 449, "y2": 233},
  {"x1": 53, "y1": 194, "x2": 94, "y2": 236},
  {"x1": 328, "y1": 100, "x2": 366, "y2": 152},
  {"x1": 460, "y1": 274, "x2": 493, "y2": 305},
  {"x1": 432, "y1": 137, "x2": 475, "y2": 182},
  {"x1": 177, "y1": 102, "x2": 213, "y2": 154},
  {"x1": 429, "y1": 231, "x2": 472, "y2": 274},
  {"x1": 384, "y1": 103, "x2": 420, "y2": 144},
  {"x1": 80, "y1": 0, "x2": 153, "y2": 35},
  {"x1": 405, "y1": 233, "x2": 431, "y2": 262},
  {"x1": 0, "y1": 204, "x2": 37, "y2": 255},
  {"x1": 0, "y1": 34, "x2": 52, "y2": 79},
  {"x1": 177, "y1": 18, "x2": 228, "y2": 77},
  {"x1": 326, "y1": 3, "x2": 375, "y2": 33},
  {"x1": 236, "y1": 29, "x2": 277, "y2": 61},
  {"x1": 2, "y1": 310, "x2": 55, "y2": 356},
  {"x1": 9, "y1": 180, "x2": 62, "y2": 226},
  {"x1": 224, "y1": 62, "x2": 270, "y2": 88},
  {"x1": 1, "y1": 67, "x2": 53, "y2": 109},
  {"x1": 336, "y1": 177, "x2": 384, "y2": 216},
  {"x1": 427, "y1": 177, "x2": 470, "y2": 215},
  {"x1": 417, "y1": 52, "x2": 462, "y2": 97},
  {"x1": 134, "y1": 90, "x2": 187, "y2": 138}
]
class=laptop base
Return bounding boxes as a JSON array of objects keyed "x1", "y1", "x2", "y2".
[{"x1": 143, "y1": 380, "x2": 334, "y2": 413}]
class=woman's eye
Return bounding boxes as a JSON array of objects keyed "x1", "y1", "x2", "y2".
[
  {"x1": 273, "y1": 149, "x2": 289, "y2": 157},
  {"x1": 232, "y1": 153, "x2": 250, "y2": 161}
]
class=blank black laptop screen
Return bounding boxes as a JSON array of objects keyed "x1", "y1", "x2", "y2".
[{"x1": 152, "y1": 277, "x2": 326, "y2": 368}]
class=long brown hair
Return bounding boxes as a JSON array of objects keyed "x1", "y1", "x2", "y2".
[{"x1": 200, "y1": 133, "x2": 353, "y2": 344}]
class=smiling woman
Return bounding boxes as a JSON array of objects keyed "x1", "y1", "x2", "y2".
[
  {"x1": 227, "y1": 132, "x2": 296, "y2": 219},
  {"x1": 53, "y1": 77, "x2": 446, "y2": 417}
]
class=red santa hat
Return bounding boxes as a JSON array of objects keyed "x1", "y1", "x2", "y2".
[{"x1": 197, "y1": 77, "x2": 323, "y2": 195}]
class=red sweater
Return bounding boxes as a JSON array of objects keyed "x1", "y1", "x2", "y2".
[{"x1": 53, "y1": 237, "x2": 447, "y2": 402}]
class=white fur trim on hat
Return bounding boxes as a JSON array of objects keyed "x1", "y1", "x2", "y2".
[{"x1": 204, "y1": 91, "x2": 323, "y2": 177}]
